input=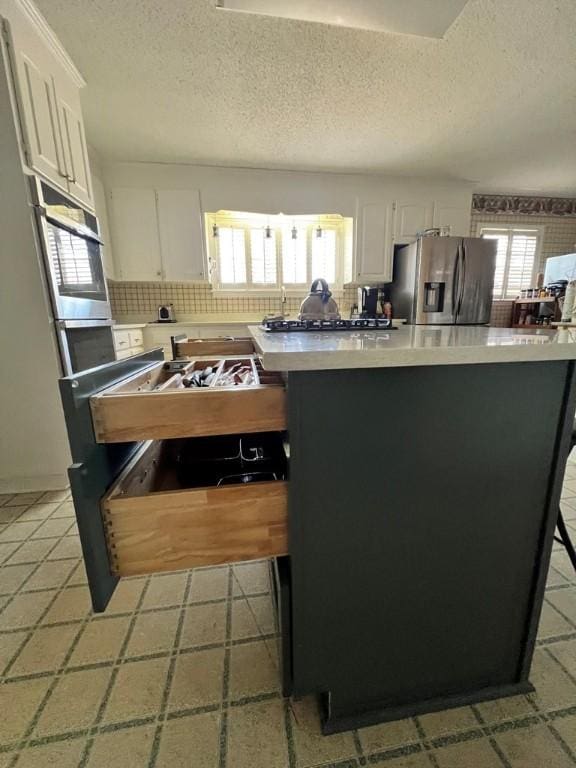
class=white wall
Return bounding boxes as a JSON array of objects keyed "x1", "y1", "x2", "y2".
[
  {"x1": 102, "y1": 162, "x2": 474, "y2": 223},
  {"x1": 0, "y1": 38, "x2": 70, "y2": 492}
]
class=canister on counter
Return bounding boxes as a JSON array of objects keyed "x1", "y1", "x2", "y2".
[{"x1": 561, "y1": 280, "x2": 576, "y2": 322}]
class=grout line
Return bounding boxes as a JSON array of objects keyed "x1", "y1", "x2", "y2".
[{"x1": 217, "y1": 566, "x2": 233, "y2": 768}]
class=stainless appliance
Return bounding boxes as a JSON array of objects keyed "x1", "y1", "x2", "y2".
[
  {"x1": 390, "y1": 236, "x2": 497, "y2": 325},
  {"x1": 31, "y1": 178, "x2": 115, "y2": 374},
  {"x1": 157, "y1": 304, "x2": 176, "y2": 323},
  {"x1": 358, "y1": 286, "x2": 379, "y2": 317},
  {"x1": 298, "y1": 279, "x2": 340, "y2": 321}
]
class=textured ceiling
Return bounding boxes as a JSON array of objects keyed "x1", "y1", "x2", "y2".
[{"x1": 34, "y1": 0, "x2": 576, "y2": 193}]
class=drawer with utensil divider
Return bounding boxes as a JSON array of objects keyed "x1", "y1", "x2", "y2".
[
  {"x1": 102, "y1": 433, "x2": 289, "y2": 576},
  {"x1": 90, "y1": 355, "x2": 286, "y2": 442}
]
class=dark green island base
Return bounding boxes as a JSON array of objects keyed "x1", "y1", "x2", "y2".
[{"x1": 285, "y1": 361, "x2": 575, "y2": 734}]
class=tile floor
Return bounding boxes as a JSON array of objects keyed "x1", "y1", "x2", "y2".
[{"x1": 1, "y1": 465, "x2": 576, "y2": 768}]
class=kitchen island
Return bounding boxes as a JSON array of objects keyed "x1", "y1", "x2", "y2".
[{"x1": 249, "y1": 324, "x2": 576, "y2": 732}]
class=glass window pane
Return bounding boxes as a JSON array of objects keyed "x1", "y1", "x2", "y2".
[
  {"x1": 250, "y1": 229, "x2": 277, "y2": 284},
  {"x1": 311, "y1": 229, "x2": 336, "y2": 284},
  {"x1": 482, "y1": 232, "x2": 508, "y2": 298},
  {"x1": 281, "y1": 227, "x2": 307, "y2": 284}
]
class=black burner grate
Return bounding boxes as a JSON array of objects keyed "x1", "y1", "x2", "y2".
[{"x1": 261, "y1": 318, "x2": 393, "y2": 332}]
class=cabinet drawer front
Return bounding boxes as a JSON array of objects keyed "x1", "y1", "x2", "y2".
[
  {"x1": 176, "y1": 337, "x2": 255, "y2": 357},
  {"x1": 103, "y1": 441, "x2": 288, "y2": 576},
  {"x1": 113, "y1": 330, "x2": 131, "y2": 349},
  {"x1": 128, "y1": 330, "x2": 144, "y2": 348},
  {"x1": 115, "y1": 349, "x2": 134, "y2": 361},
  {"x1": 92, "y1": 386, "x2": 286, "y2": 442}
]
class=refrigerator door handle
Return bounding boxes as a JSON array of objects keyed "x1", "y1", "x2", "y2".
[
  {"x1": 457, "y1": 240, "x2": 467, "y2": 316},
  {"x1": 452, "y1": 244, "x2": 461, "y2": 321}
]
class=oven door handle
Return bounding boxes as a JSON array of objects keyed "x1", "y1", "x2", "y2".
[
  {"x1": 56, "y1": 319, "x2": 113, "y2": 329},
  {"x1": 44, "y1": 212, "x2": 103, "y2": 245}
]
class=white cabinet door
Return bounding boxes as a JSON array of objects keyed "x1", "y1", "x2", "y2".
[
  {"x1": 110, "y1": 188, "x2": 163, "y2": 281},
  {"x1": 15, "y1": 53, "x2": 65, "y2": 187},
  {"x1": 355, "y1": 201, "x2": 395, "y2": 283},
  {"x1": 394, "y1": 201, "x2": 433, "y2": 240},
  {"x1": 156, "y1": 189, "x2": 206, "y2": 281},
  {"x1": 57, "y1": 96, "x2": 92, "y2": 208},
  {"x1": 432, "y1": 203, "x2": 471, "y2": 237}
]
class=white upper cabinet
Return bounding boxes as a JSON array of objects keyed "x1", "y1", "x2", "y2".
[
  {"x1": 57, "y1": 91, "x2": 92, "y2": 206},
  {"x1": 432, "y1": 202, "x2": 471, "y2": 236},
  {"x1": 110, "y1": 188, "x2": 163, "y2": 281},
  {"x1": 1, "y1": 7, "x2": 93, "y2": 209},
  {"x1": 354, "y1": 200, "x2": 395, "y2": 283},
  {"x1": 156, "y1": 190, "x2": 206, "y2": 281},
  {"x1": 109, "y1": 187, "x2": 207, "y2": 282},
  {"x1": 393, "y1": 201, "x2": 433, "y2": 241}
]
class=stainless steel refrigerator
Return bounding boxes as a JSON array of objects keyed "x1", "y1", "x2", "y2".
[{"x1": 390, "y1": 236, "x2": 497, "y2": 325}]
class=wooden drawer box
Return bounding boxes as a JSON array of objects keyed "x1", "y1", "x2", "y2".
[
  {"x1": 90, "y1": 356, "x2": 286, "y2": 443},
  {"x1": 173, "y1": 336, "x2": 255, "y2": 358},
  {"x1": 102, "y1": 437, "x2": 288, "y2": 576}
]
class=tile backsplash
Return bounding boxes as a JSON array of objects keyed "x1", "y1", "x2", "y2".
[{"x1": 109, "y1": 281, "x2": 359, "y2": 320}]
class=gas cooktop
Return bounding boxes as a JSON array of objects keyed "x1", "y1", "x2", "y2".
[{"x1": 261, "y1": 318, "x2": 394, "y2": 332}]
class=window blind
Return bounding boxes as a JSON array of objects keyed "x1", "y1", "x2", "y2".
[
  {"x1": 281, "y1": 227, "x2": 307, "y2": 284},
  {"x1": 218, "y1": 227, "x2": 247, "y2": 284},
  {"x1": 311, "y1": 229, "x2": 337, "y2": 284},
  {"x1": 480, "y1": 227, "x2": 539, "y2": 299},
  {"x1": 250, "y1": 229, "x2": 277, "y2": 284}
]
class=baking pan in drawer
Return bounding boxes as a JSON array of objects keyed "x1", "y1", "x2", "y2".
[
  {"x1": 102, "y1": 436, "x2": 288, "y2": 576},
  {"x1": 90, "y1": 358, "x2": 286, "y2": 443}
]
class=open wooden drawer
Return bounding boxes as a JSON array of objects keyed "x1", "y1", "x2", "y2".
[
  {"x1": 102, "y1": 435, "x2": 288, "y2": 576},
  {"x1": 90, "y1": 356, "x2": 286, "y2": 443}
]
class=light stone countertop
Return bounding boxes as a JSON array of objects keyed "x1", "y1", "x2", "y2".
[
  {"x1": 111, "y1": 323, "x2": 147, "y2": 330},
  {"x1": 112, "y1": 314, "x2": 263, "y2": 327},
  {"x1": 249, "y1": 325, "x2": 576, "y2": 371}
]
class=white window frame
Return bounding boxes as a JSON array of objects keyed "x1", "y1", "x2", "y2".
[
  {"x1": 205, "y1": 212, "x2": 348, "y2": 294},
  {"x1": 477, "y1": 223, "x2": 544, "y2": 300}
]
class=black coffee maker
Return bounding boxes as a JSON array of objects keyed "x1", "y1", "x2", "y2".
[{"x1": 358, "y1": 286, "x2": 380, "y2": 318}]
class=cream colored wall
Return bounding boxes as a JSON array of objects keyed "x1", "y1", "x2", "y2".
[{"x1": 0, "y1": 38, "x2": 70, "y2": 492}]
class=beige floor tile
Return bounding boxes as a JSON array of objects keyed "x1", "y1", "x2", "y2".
[
  {"x1": 227, "y1": 698, "x2": 288, "y2": 768},
  {"x1": 10, "y1": 493, "x2": 44, "y2": 506},
  {"x1": 41, "y1": 586, "x2": 92, "y2": 624},
  {"x1": 180, "y1": 602, "x2": 227, "y2": 647},
  {"x1": 50, "y1": 500, "x2": 75, "y2": 518},
  {"x1": 40, "y1": 490, "x2": 70, "y2": 504},
  {"x1": 0, "y1": 630, "x2": 28, "y2": 674},
  {"x1": 17, "y1": 503, "x2": 60, "y2": 522},
  {"x1": 547, "y1": 566, "x2": 569, "y2": 588},
  {"x1": 189, "y1": 567, "x2": 229, "y2": 602},
  {"x1": 0, "y1": 541, "x2": 20, "y2": 564},
  {"x1": 69, "y1": 615, "x2": 131, "y2": 665},
  {"x1": 0, "y1": 677, "x2": 52, "y2": 743},
  {"x1": 125, "y1": 608, "x2": 180, "y2": 656},
  {"x1": 229, "y1": 640, "x2": 280, "y2": 699},
  {"x1": 156, "y1": 711, "x2": 221, "y2": 768},
  {"x1": 553, "y1": 713, "x2": 576, "y2": 751},
  {"x1": 9, "y1": 624, "x2": 79, "y2": 676},
  {"x1": 434, "y1": 737, "x2": 502, "y2": 767},
  {"x1": 142, "y1": 573, "x2": 187, "y2": 608},
  {"x1": 529, "y1": 649, "x2": 576, "y2": 710},
  {"x1": 232, "y1": 561, "x2": 271, "y2": 595},
  {"x1": 0, "y1": 507, "x2": 24, "y2": 524},
  {"x1": 65, "y1": 522, "x2": 79, "y2": 537},
  {"x1": 6, "y1": 539, "x2": 57, "y2": 565},
  {"x1": 419, "y1": 706, "x2": 479, "y2": 738},
  {"x1": 290, "y1": 696, "x2": 356, "y2": 767},
  {"x1": 46, "y1": 537, "x2": 82, "y2": 560},
  {"x1": 102, "y1": 657, "x2": 170, "y2": 724},
  {"x1": 34, "y1": 667, "x2": 113, "y2": 736},
  {"x1": 547, "y1": 589, "x2": 576, "y2": 627},
  {"x1": 0, "y1": 590, "x2": 57, "y2": 629},
  {"x1": 551, "y1": 551, "x2": 576, "y2": 581},
  {"x1": 24, "y1": 560, "x2": 76, "y2": 591},
  {"x1": 67, "y1": 561, "x2": 88, "y2": 586},
  {"x1": 358, "y1": 717, "x2": 420, "y2": 754},
  {"x1": 475, "y1": 694, "x2": 535, "y2": 724},
  {"x1": 366, "y1": 755, "x2": 430, "y2": 768},
  {"x1": 539, "y1": 602, "x2": 574, "y2": 638},
  {"x1": 0, "y1": 563, "x2": 37, "y2": 594},
  {"x1": 106, "y1": 578, "x2": 146, "y2": 614},
  {"x1": 549, "y1": 639, "x2": 576, "y2": 678},
  {"x1": 0, "y1": 494, "x2": 15, "y2": 506},
  {"x1": 86, "y1": 725, "x2": 155, "y2": 768},
  {"x1": 30, "y1": 518, "x2": 74, "y2": 539},
  {"x1": 14, "y1": 739, "x2": 86, "y2": 767},
  {"x1": 231, "y1": 596, "x2": 275, "y2": 640},
  {"x1": 0, "y1": 521, "x2": 43, "y2": 542},
  {"x1": 497, "y1": 723, "x2": 574, "y2": 767},
  {"x1": 168, "y1": 648, "x2": 224, "y2": 711}
]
